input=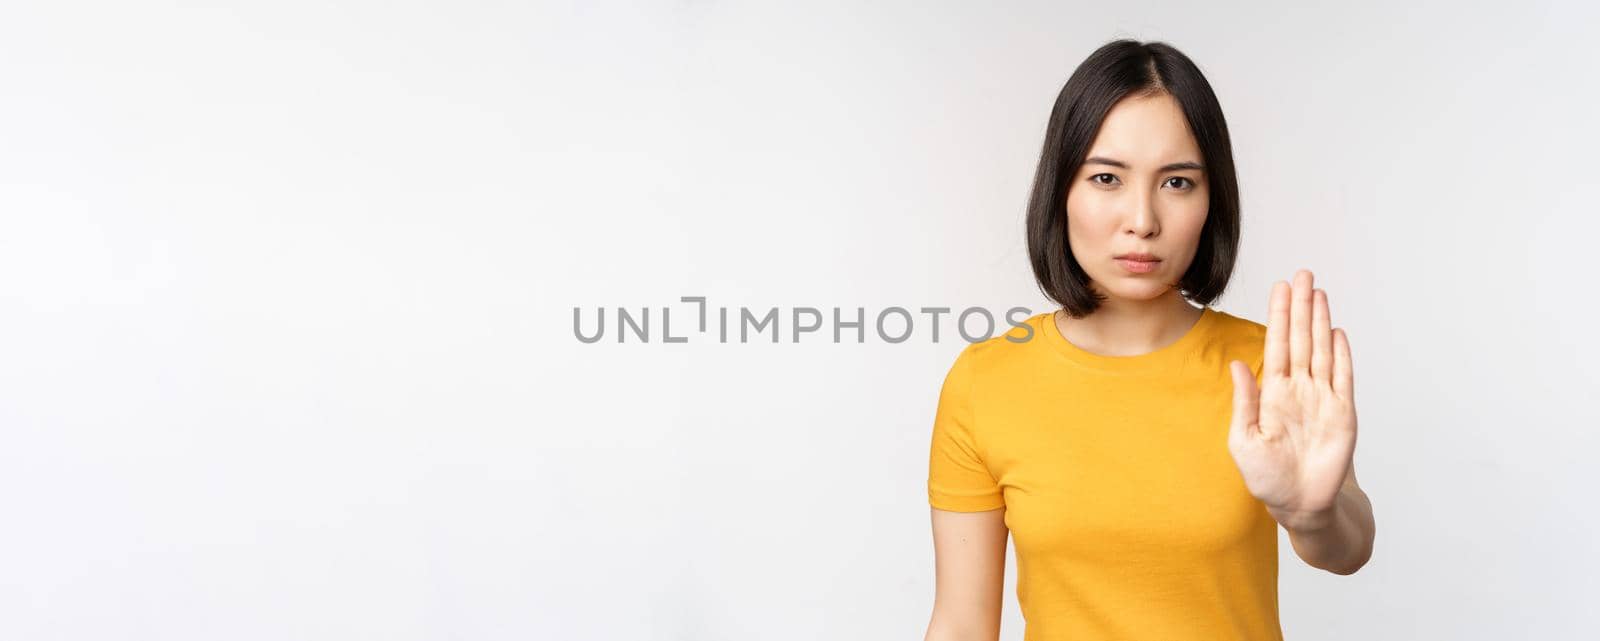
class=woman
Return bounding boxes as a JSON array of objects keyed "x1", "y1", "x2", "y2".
[{"x1": 924, "y1": 39, "x2": 1376, "y2": 641}]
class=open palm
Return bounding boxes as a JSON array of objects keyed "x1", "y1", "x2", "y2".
[{"x1": 1227, "y1": 269, "x2": 1357, "y2": 531}]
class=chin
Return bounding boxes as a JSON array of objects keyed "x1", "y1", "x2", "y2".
[{"x1": 1093, "y1": 277, "x2": 1172, "y2": 301}]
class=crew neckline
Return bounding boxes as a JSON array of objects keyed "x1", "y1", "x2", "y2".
[{"x1": 1041, "y1": 305, "x2": 1218, "y2": 373}]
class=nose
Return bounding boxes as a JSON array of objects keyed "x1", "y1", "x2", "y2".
[{"x1": 1123, "y1": 188, "x2": 1159, "y2": 238}]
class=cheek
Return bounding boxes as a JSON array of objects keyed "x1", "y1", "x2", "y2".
[
  {"x1": 1064, "y1": 189, "x2": 1117, "y2": 234},
  {"x1": 1174, "y1": 195, "x2": 1210, "y2": 237},
  {"x1": 1064, "y1": 196, "x2": 1103, "y2": 255},
  {"x1": 1165, "y1": 205, "x2": 1210, "y2": 270}
]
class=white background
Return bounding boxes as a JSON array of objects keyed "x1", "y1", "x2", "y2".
[{"x1": 2, "y1": 1, "x2": 1596, "y2": 639}]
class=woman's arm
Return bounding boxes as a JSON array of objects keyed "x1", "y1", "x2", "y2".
[
  {"x1": 925, "y1": 507, "x2": 1008, "y2": 641},
  {"x1": 1282, "y1": 463, "x2": 1376, "y2": 575},
  {"x1": 1229, "y1": 271, "x2": 1376, "y2": 575}
]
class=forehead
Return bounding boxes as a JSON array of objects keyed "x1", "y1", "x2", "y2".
[{"x1": 1087, "y1": 92, "x2": 1201, "y2": 163}]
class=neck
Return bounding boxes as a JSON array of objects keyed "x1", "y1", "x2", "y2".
[{"x1": 1055, "y1": 289, "x2": 1203, "y2": 357}]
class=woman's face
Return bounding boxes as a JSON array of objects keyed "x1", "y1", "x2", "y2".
[{"x1": 1065, "y1": 91, "x2": 1210, "y2": 303}]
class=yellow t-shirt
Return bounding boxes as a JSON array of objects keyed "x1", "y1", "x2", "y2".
[{"x1": 927, "y1": 306, "x2": 1281, "y2": 641}]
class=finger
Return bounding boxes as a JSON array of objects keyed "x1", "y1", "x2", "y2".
[
  {"x1": 1264, "y1": 280, "x2": 1290, "y2": 378},
  {"x1": 1289, "y1": 269, "x2": 1313, "y2": 375},
  {"x1": 1228, "y1": 360, "x2": 1260, "y2": 443},
  {"x1": 1333, "y1": 327, "x2": 1354, "y2": 402},
  {"x1": 1311, "y1": 288, "x2": 1332, "y2": 385}
]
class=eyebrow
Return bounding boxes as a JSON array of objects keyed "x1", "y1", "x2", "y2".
[{"x1": 1083, "y1": 156, "x2": 1205, "y2": 172}]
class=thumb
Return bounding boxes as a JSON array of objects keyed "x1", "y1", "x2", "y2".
[{"x1": 1228, "y1": 360, "x2": 1260, "y2": 444}]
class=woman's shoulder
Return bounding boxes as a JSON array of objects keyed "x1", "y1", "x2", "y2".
[
  {"x1": 1207, "y1": 306, "x2": 1267, "y2": 338},
  {"x1": 1204, "y1": 306, "x2": 1268, "y2": 362},
  {"x1": 945, "y1": 311, "x2": 1054, "y2": 371}
]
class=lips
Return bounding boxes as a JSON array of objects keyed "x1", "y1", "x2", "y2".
[
  {"x1": 1114, "y1": 252, "x2": 1161, "y2": 276},
  {"x1": 1115, "y1": 257, "x2": 1160, "y2": 274}
]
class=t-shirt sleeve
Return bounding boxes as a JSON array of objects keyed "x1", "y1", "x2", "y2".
[{"x1": 927, "y1": 344, "x2": 1005, "y2": 512}]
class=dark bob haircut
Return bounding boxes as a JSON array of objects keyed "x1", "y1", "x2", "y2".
[{"x1": 1025, "y1": 39, "x2": 1241, "y2": 318}]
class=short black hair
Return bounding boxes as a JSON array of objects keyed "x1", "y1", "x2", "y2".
[{"x1": 1024, "y1": 39, "x2": 1241, "y2": 318}]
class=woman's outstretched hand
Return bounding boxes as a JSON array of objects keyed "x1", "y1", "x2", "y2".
[{"x1": 1227, "y1": 269, "x2": 1357, "y2": 532}]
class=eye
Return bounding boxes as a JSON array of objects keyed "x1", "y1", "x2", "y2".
[
  {"x1": 1090, "y1": 173, "x2": 1120, "y2": 186},
  {"x1": 1165, "y1": 176, "x2": 1195, "y2": 190}
]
